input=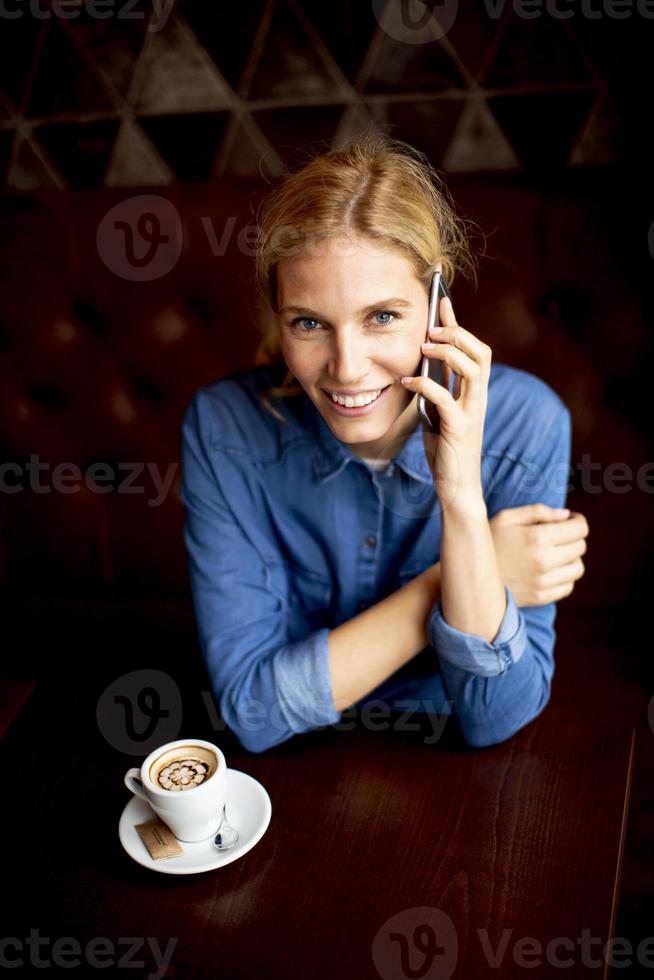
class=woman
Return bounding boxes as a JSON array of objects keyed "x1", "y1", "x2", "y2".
[{"x1": 180, "y1": 133, "x2": 589, "y2": 753}]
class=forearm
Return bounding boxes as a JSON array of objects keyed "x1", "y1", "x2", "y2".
[
  {"x1": 437, "y1": 612, "x2": 554, "y2": 747},
  {"x1": 327, "y1": 562, "x2": 442, "y2": 712},
  {"x1": 440, "y1": 492, "x2": 507, "y2": 642}
]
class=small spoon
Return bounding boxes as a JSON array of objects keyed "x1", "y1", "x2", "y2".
[{"x1": 213, "y1": 803, "x2": 239, "y2": 850}]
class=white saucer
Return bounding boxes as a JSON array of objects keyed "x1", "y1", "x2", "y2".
[{"x1": 118, "y1": 767, "x2": 272, "y2": 875}]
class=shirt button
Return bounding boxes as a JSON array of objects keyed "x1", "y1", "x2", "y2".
[{"x1": 364, "y1": 535, "x2": 377, "y2": 548}]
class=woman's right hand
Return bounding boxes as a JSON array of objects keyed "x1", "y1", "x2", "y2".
[{"x1": 489, "y1": 504, "x2": 589, "y2": 607}]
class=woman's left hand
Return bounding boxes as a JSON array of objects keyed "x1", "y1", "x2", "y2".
[{"x1": 401, "y1": 294, "x2": 492, "y2": 511}]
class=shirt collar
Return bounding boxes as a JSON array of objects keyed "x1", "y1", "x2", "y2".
[{"x1": 300, "y1": 392, "x2": 434, "y2": 485}]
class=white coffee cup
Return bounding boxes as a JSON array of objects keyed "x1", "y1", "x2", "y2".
[{"x1": 124, "y1": 738, "x2": 228, "y2": 843}]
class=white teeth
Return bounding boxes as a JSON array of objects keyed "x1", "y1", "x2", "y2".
[{"x1": 330, "y1": 388, "x2": 382, "y2": 407}]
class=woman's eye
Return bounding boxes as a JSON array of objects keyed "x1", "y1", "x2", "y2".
[
  {"x1": 289, "y1": 310, "x2": 400, "y2": 332},
  {"x1": 372, "y1": 310, "x2": 396, "y2": 326},
  {"x1": 290, "y1": 317, "x2": 321, "y2": 332}
]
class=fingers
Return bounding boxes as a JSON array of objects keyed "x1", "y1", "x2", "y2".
[
  {"x1": 421, "y1": 339, "x2": 482, "y2": 385},
  {"x1": 496, "y1": 503, "x2": 570, "y2": 526},
  {"x1": 442, "y1": 361, "x2": 453, "y2": 394},
  {"x1": 551, "y1": 513, "x2": 589, "y2": 546},
  {"x1": 530, "y1": 515, "x2": 588, "y2": 552},
  {"x1": 438, "y1": 292, "x2": 457, "y2": 329},
  {"x1": 537, "y1": 580, "x2": 577, "y2": 604},
  {"x1": 432, "y1": 297, "x2": 492, "y2": 372},
  {"x1": 532, "y1": 503, "x2": 571, "y2": 522},
  {"x1": 403, "y1": 371, "x2": 453, "y2": 409},
  {"x1": 422, "y1": 299, "x2": 492, "y2": 405},
  {"x1": 542, "y1": 557, "x2": 585, "y2": 589},
  {"x1": 550, "y1": 538, "x2": 587, "y2": 565},
  {"x1": 529, "y1": 556, "x2": 586, "y2": 605}
]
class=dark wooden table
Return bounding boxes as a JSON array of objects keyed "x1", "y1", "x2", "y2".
[{"x1": 3, "y1": 676, "x2": 634, "y2": 980}]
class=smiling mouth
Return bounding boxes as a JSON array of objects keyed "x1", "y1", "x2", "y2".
[{"x1": 323, "y1": 385, "x2": 391, "y2": 407}]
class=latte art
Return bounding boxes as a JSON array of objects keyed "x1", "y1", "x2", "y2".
[
  {"x1": 157, "y1": 757, "x2": 208, "y2": 791},
  {"x1": 148, "y1": 742, "x2": 218, "y2": 792}
]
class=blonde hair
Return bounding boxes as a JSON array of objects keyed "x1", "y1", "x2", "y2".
[{"x1": 252, "y1": 129, "x2": 481, "y2": 423}]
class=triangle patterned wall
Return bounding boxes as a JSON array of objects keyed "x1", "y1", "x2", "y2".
[{"x1": 0, "y1": 0, "x2": 645, "y2": 192}]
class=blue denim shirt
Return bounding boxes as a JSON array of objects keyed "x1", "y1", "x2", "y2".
[{"x1": 180, "y1": 361, "x2": 571, "y2": 753}]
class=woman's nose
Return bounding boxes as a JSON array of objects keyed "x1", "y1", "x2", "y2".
[{"x1": 327, "y1": 333, "x2": 370, "y2": 380}]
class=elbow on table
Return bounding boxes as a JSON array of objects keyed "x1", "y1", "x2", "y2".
[
  {"x1": 218, "y1": 690, "x2": 296, "y2": 755},
  {"x1": 233, "y1": 729, "x2": 288, "y2": 754},
  {"x1": 221, "y1": 708, "x2": 294, "y2": 755},
  {"x1": 213, "y1": 652, "x2": 341, "y2": 754},
  {"x1": 456, "y1": 681, "x2": 553, "y2": 749}
]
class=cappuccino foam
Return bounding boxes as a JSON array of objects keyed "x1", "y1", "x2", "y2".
[{"x1": 149, "y1": 744, "x2": 217, "y2": 792}]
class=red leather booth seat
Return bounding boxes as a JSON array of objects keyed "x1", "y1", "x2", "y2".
[{"x1": 0, "y1": 171, "x2": 651, "y2": 678}]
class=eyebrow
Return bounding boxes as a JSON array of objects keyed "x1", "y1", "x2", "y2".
[{"x1": 280, "y1": 297, "x2": 414, "y2": 317}]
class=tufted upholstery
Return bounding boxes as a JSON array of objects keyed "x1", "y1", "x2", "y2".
[
  {"x1": 0, "y1": 179, "x2": 266, "y2": 601},
  {"x1": 0, "y1": 171, "x2": 651, "y2": 675}
]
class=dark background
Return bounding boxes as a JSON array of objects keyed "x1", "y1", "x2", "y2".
[
  {"x1": 0, "y1": 0, "x2": 652, "y2": 653},
  {"x1": 0, "y1": 0, "x2": 653, "y2": 971}
]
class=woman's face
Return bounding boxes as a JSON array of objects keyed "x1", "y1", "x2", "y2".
[{"x1": 277, "y1": 233, "x2": 436, "y2": 461}]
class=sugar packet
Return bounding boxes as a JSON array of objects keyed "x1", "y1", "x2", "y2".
[{"x1": 135, "y1": 816, "x2": 184, "y2": 860}]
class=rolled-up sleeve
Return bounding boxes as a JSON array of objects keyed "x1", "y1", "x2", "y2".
[
  {"x1": 428, "y1": 404, "x2": 572, "y2": 748},
  {"x1": 428, "y1": 584, "x2": 526, "y2": 677},
  {"x1": 180, "y1": 391, "x2": 342, "y2": 753}
]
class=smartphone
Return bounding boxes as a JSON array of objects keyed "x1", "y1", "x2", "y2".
[{"x1": 417, "y1": 271, "x2": 454, "y2": 434}]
